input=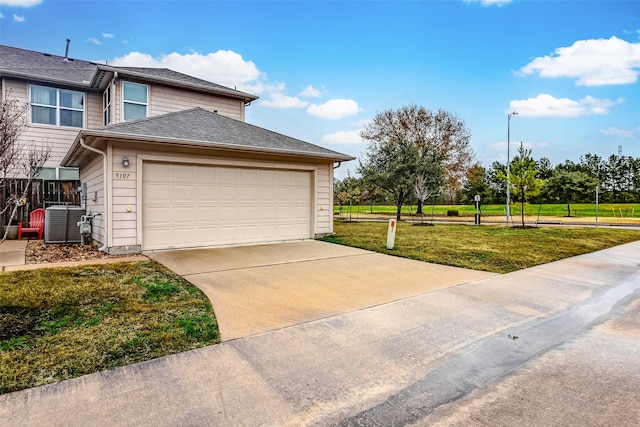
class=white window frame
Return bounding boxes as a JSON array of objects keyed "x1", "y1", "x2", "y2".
[
  {"x1": 30, "y1": 85, "x2": 85, "y2": 128},
  {"x1": 103, "y1": 85, "x2": 112, "y2": 125},
  {"x1": 122, "y1": 81, "x2": 148, "y2": 121}
]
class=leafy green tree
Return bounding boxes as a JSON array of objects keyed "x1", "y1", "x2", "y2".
[
  {"x1": 334, "y1": 175, "x2": 361, "y2": 218},
  {"x1": 499, "y1": 143, "x2": 544, "y2": 227},
  {"x1": 543, "y1": 170, "x2": 597, "y2": 216},
  {"x1": 460, "y1": 163, "x2": 492, "y2": 204},
  {"x1": 487, "y1": 161, "x2": 507, "y2": 204},
  {"x1": 358, "y1": 105, "x2": 472, "y2": 220},
  {"x1": 537, "y1": 157, "x2": 554, "y2": 180}
]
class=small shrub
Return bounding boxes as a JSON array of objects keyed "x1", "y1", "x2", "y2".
[{"x1": 447, "y1": 210, "x2": 459, "y2": 217}]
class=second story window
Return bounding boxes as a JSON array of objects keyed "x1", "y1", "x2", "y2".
[
  {"x1": 30, "y1": 85, "x2": 84, "y2": 128},
  {"x1": 123, "y1": 82, "x2": 148, "y2": 121},
  {"x1": 103, "y1": 86, "x2": 111, "y2": 125}
]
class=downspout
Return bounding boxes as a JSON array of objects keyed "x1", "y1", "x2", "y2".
[{"x1": 79, "y1": 137, "x2": 108, "y2": 252}]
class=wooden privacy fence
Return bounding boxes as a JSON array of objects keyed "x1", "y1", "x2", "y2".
[{"x1": 1, "y1": 179, "x2": 81, "y2": 225}]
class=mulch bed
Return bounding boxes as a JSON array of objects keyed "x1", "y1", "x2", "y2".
[{"x1": 25, "y1": 240, "x2": 139, "y2": 264}]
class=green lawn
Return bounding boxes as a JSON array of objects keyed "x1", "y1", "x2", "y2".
[
  {"x1": 322, "y1": 221, "x2": 640, "y2": 273},
  {"x1": 0, "y1": 261, "x2": 219, "y2": 394},
  {"x1": 335, "y1": 203, "x2": 640, "y2": 218}
]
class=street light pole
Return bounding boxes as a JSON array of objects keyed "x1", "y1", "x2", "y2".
[{"x1": 506, "y1": 111, "x2": 518, "y2": 225}]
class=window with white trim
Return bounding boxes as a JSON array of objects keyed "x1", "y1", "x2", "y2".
[
  {"x1": 103, "y1": 85, "x2": 111, "y2": 125},
  {"x1": 122, "y1": 81, "x2": 148, "y2": 121},
  {"x1": 30, "y1": 85, "x2": 84, "y2": 128}
]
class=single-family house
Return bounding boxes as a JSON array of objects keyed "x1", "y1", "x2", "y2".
[{"x1": 0, "y1": 44, "x2": 353, "y2": 253}]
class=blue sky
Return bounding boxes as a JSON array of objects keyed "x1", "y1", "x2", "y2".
[{"x1": 1, "y1": 0, "x2": 639, "y2": 179}]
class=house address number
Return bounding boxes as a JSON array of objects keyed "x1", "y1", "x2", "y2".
[{"x1": 115, "y1": 173, "x2": 131, "y2": 179}]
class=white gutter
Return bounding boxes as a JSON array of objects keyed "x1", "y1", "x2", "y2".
[{"x1": 79, "y1": 137, "x2": 108, "y2": 252}]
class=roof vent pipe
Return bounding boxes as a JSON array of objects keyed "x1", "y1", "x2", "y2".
[{"x1": 63, "y1": 38, "x2": 71, "y2": 62}]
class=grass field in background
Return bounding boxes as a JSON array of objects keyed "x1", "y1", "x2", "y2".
[
  {"x1": 335, "y1": 203, "x2": 640, "y2": 218},
  {"x1": 322, "y1": 221, "x2": 640, "y2": 273}
]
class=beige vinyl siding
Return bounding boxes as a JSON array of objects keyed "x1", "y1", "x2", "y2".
[
  {"x1": 111, "y1": 146, "x2": 138, "y2": 248},
  {"x1": 315, "y1": 163, "x2": 332, "y2": 234},
  {"x1": 79, "y1": 154, "x2": 105, "y2": 244},
  {"x1": 85, "y1": 92, "x2": 103, "y2": 129},
  {"x1": 149, "y1": 85, "x2": 245, "y2": 120}
]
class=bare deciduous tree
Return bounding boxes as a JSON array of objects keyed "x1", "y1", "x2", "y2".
[{"x1": 1, "y1": 91, "x2": 51, "y2": 242}]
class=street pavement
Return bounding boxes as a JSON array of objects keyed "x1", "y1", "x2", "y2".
[{"x1": 1, "y1": 240, "x2": 639, "y2": 426}]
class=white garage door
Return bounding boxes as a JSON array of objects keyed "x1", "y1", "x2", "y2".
[{"x1": 142, "y1": 162, "x2": 312, "y2": 250}]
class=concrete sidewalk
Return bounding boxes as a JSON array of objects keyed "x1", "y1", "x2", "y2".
[
  {"x1": 0, "y1": 239, "x2": 27, "y2": 271},
  {"x1": 2, "y1": 241, "x2": 639, "y2": 426}
]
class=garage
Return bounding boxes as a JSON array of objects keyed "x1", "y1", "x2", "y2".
[
  {"x1": 142, "y1": 162, "x2": 312, "y2": 250},
  {"x1": 62, "y1": 108, "x2": 353, "y2": 254}
]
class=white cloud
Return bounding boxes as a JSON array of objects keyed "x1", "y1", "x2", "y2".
[
  {"x1": 260, "y1": 93, "x2": 309, "y2": 108},
  {"x1": 509, "y1": 94, "x2": 622, "y2": 118},
  {"x1": 253, "y1": 82, "x2": 307, "y2": 108},
  {"x1": 12, "y1": 14, "x2": 24, "y2": 22},
  {"x1": 463, "y1": 0, "x2": 512, "y2": 6},
  {"x1": 307, "y1": 99, "x2": 360, "y2": 119},
  {"x1": 110, "y1": 50, "x2": 360, "y2": 119},
  {"x1": 0, "y1": 0, "x2": 41, "y2": 6},
  {"x1": 102, "y1": 33, "x2": 115, "y2": 39},
  {"x1": 601, "y1": 126, "x2": 640, "y2": 138},
  {"x1": 87, "y1": 38, "x2": 101, "y2": 45},
  {"x1": 321, "y1": 130, "x2": 364, "y2": 145},
  {"x1": 111, "y1": 50, "x2": 264, "y2": 90},
  {"x1": 519, "y1": 36, "x2": 640, "y2": 86},
  {"x1": 299, "y1": 85, "x2": 324, "y2": 98}
]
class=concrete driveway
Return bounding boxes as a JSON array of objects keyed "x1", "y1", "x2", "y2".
[{"x1": 146, "y1": 240, "x2": 497, "y2": 340}]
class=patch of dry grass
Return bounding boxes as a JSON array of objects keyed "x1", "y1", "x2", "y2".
[
  {"x1": 323, "y1": 222, "x2": 640, "y2": 273},
  {"x1": 0, "y1": 261, "x2": 219, "y2": 394}
]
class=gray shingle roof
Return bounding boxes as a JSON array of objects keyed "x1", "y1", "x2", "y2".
[
  {"x1": 0, "y1": 45, "x2": 257, "y2": 101},
  {"x1": 110, "y1": 67, "x2": 256, "y2": 100},
  {"x1": 88, "y1": 107, "x2": 352, "y2": 160},
  {"x1": 0, "y1": 45, "x2": 97, "y2": 87}
]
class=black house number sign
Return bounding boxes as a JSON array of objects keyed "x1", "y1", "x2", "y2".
[{"x1": 115, "y1": 173, "x2": 131, "y2": 179}]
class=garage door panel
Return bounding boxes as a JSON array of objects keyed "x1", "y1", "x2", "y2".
[
  {"x1": 257, "y1": 169, "x2": 276, "y2": 184},
  {"x1": 143, "y1": 162, "x2": 312, "y2": 250},
  {"x1": 145, "y1": 184, "x2": 171, "y2": 204},
  {"x1": 173, "y1": 185, "x2": 196, "y2": 202},
  {"x1": 218, "y1": 168, "x2": 238, "y2": 183},
  {"x1": 172, "y1": 164, "x2": 196, "y2": 181}
]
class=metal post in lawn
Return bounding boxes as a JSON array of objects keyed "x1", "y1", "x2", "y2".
[
  {"x1": 474, "y1": 194, "x2": 481, "y2": 225},
  {"x1": 506, "y1": 111, "x2": 518, "y2": 225},
  {"x1": 596, "y1": 182, "x2": 599, "y2": 228}
]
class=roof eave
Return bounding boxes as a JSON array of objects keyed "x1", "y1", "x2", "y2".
[
  {"x1": 96, "y1": 65, "x2": 259, "y2": 104},
  {"x1": 0, "y1": 70, "x2": 94, "y2": 89},
  {"x1": 62, "y1": 129, "x2": 355, "y2": 167}
]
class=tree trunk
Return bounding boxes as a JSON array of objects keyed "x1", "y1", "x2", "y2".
[
  {"x1": 1, "y1": 180, "x2": 31, "y2": 242},
  {"x1": 416, "y1": 200, "x2": 424, "y2": 215},
  {"x1": 521, "y1": 200, "x2": 525, "y2": 227},
  {"x1": 567, "y1": 202, "x2": 571, "y2": 217},
  {"x1": 396, "y1": 203, "x2": 402, "y2": 222}
]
